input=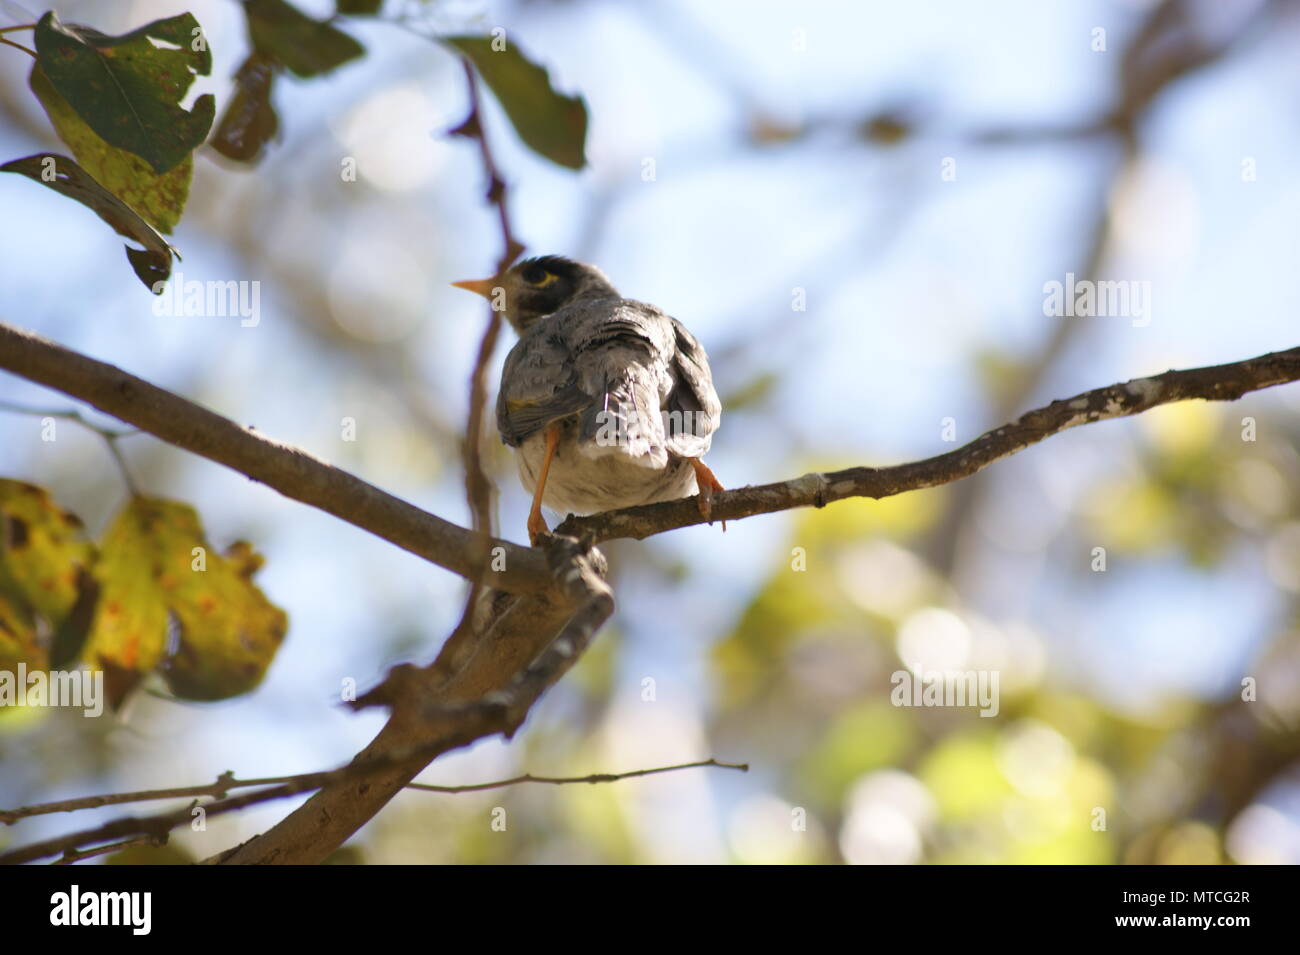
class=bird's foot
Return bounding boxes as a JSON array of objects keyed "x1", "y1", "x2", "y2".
[
  {"x1": 690, "y1": 458, "x2": 726, "y2": 531},
  {"x1": 527, "y1": 509, "x2": 550, "y2": 547}
]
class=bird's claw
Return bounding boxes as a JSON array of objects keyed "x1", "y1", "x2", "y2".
[
  {"x1": 691, "y1": 459, "x2": 726, "y2": 531},
  {"x1": 527, "y1": 510, "x2": 552, "y2": 547}
]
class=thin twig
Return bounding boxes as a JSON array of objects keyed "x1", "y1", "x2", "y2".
[
  {"x1": 53, "y1": 835, "x2": 164, "y2": 866},
  {"x1": 455, "y1": 58, "x2": 524, "y2": 536},
  {"x1": 0, "y1": 759, "x2": 746, "y2": 823},
  {"x1": 406, "y1": 758, "x2": 748, "y2": 793},
  {"x1": 442, "y1": 58, "x2": 528, "y2": 659},
  {"x1": 0, "y1": 400, "x2": 141, "y2": 494},
  {"x1": 2, "y1": 771, "x2": 256, "y2": 823}
]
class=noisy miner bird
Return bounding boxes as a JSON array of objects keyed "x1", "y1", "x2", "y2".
[{"x1": 453, "y1": 255, "x2": 724, "y2": 544}]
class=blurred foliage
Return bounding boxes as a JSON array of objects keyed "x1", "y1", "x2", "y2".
[
  {"x1": 691, "y1": 408, "x2": 1300, "y2": 863},
  {"x1": 0, "y1": 481, "x2": 286, "y2": 711}
]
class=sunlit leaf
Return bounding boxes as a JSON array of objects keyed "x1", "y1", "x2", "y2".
[
  {"x1": 34, "y1": 11, "x2": 214, "y2": 175},
  {"x1": 0, "y1": 479, "x2": 94, "y2": 627},
  {"x1": 0, "y1": 481, "x2": 100, "y2": 674},
  {"x1": 0, "y1": 590, "x2": 45, "y2": 674},
  {"x1": 85, "y1": 498, "x2": 287, "y2": 707},
  {"x1": 85, "y1": 499, "x2": 173, "y2": 706},
  {"x1": 29, "y1": 67, "x2": 193, "y2": 234},
  {"x1": 161, "y1": 537, "x2": 287, "y2": 702}
]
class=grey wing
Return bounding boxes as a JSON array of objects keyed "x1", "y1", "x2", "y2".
[
  {"x1": 663, "y1": 317, "x2": 721, "y2": 459},
  {"x1": 496, "y1": 332, "x2": 593, "y2": 447}
]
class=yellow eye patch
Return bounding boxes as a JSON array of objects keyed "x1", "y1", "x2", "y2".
[{"x1": 531, "y1": 271, "x2": 559, "y2": 288}]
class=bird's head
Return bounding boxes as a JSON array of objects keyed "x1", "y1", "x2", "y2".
[{"x1": 452, "y1": 255, "x2": 617, "y2": 332}]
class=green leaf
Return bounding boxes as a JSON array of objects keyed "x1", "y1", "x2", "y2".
[
  {"x1": 445, "y1": 35, "x2": 588, "y2": 170},
  {"x1": 34, "y1": 11, "x2": 214, "y2": 176},
  {"x1": 0, "y1": 153, "x2": 176, "y2": 290},
  {"x1": 29, "y1": 66, "x2": 192, "y2": 234},
  {"x1": 210, "y1": 53, "x2": 280, "y2": 163},
  {"x1": 84, "y1": 498, "x2": 286, "y2": 707},
  {"x1": 244, "y1": 0, "x2": 365, "y2": 79}
]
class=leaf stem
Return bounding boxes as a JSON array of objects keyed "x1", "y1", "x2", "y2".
[
  {"x1": 0, "y1": 35, "x2": 35, "y2": 58},
  {"x1": 0, "y1": 401, "x2": 142, "y2": 494}
]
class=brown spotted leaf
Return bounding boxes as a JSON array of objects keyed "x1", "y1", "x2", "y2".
[
  {"x1": 34, "y1": 11, "x2": 214, "y2": 175},
  {"x1": 0, "y1": 479, "x2": 94, "y2": 626},
  {"x1": 0, "y1": 479, "x2": 99, "y2": 676},
  {"x1": 85, "y1": 498, "x2": 173, "y2": 707},
  {"x1": 84, "y1": 498, "x2": 286, "y2": 707},
  {"x1": 159, "y1": 532, "x2": 287, "y2": 702},
  {"x1": 0, "y1": 589, "x2": 46, "y2": 675},
  {"x1": 29, "y1": 66, "x2": 193, "y2": 235}
]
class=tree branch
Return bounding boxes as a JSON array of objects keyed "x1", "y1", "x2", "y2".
[
  {"x1": 212, "y1": 535, "x2": 609, "y2": 865},
  {"x1": 0, "y1": 320, "x2": 552, "y2": 595},
  {"x1": 558, "y1": 345, "x2": 1300, "y2": 541},
  {"x1": 4, "y1": 319, "x2": 1296, "y2": 863}
]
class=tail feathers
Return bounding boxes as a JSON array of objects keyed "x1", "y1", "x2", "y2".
[{"x1": 578, "y1": 390, "x2": 667, "y2": 469}]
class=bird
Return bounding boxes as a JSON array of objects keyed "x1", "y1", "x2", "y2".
[{"x1": 452, "y1": 255, "x2": 724, "y2": 545}]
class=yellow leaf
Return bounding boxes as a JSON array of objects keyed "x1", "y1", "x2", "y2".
[{"x1": 86, "y1": 497, "x2": 286, "y2": 707}]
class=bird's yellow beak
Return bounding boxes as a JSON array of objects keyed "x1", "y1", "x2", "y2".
[{"x1": 451, "y1": 277, "x2": 497, "y2": 298}]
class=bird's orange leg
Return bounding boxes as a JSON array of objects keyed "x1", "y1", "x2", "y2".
[
  {"x1": 528, "y1": 422, "x2": 562, "y2": 545},
  {"x1": 690, "y1": 458, "x2": 726, "y2": 530}
]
